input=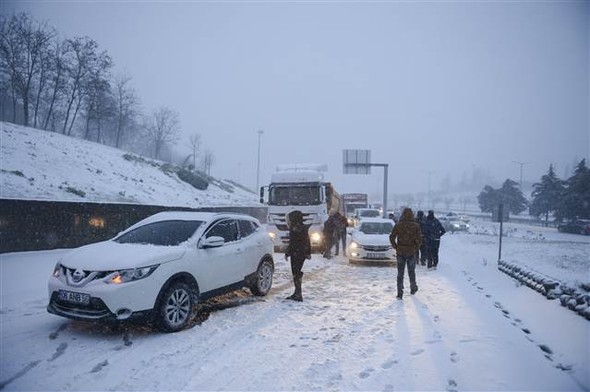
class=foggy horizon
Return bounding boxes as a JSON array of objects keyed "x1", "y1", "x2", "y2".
[{"x1": 5, "y1": 1, "x2": 589, "y2": 197}]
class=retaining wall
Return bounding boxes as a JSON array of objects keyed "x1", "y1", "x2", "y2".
[{"x1": 0, "y1": 199, "x2": 267, "y2": 253}]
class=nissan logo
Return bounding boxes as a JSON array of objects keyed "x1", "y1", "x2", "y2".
[{"x1": 72, "y1": 269, "x2": 86, "y2": 283}]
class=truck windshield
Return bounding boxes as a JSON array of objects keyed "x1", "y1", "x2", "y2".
[
  {"x1": 346, "y1": 203, "x2": 367, "y2": 214},
  {"x1": 269, "y1": 185, "x2": 321, "y2": 206}
]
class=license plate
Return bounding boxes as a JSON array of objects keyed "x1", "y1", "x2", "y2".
[
  {"x1": 366, "y1": 252, "x2": 386, "y2": 259},
  {"x1": 58, "y1": 290, "x2": 90, "y2": 305}
]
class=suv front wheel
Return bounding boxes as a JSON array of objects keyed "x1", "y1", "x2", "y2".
[
  {"x1": 156, "y1": 281, "x2": 194, "y2": 332},
  {"x1": 250, "y1": 259, "x2": 273, "y2": 296}
]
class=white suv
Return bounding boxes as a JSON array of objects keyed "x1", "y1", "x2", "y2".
[{"x1": 47, "y1": 211, "x2": 274, "y2": 332}]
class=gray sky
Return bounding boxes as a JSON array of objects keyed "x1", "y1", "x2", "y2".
[{"x1": 6, "y1": 1, "x2": 589, "y2": 198}]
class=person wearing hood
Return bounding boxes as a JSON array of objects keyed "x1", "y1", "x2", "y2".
[
  {"x1": 284, "y1": 210, "x2": 311, "y2": 301},
  {"x1": 425, "y1": 210, "x2": 446, "y2": 269},
  {"x1": 416, "y1": 210, "x2": 428, "y2": 266},
  {"x1": 389, "y1": 207, "x2": 422, "y2": 300}
]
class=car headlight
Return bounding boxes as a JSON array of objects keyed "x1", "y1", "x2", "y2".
[
  {"x1": 310, "y1": 232, "x2": 321, "y2": 242},
  {"x1": 268, "y1": 232, "x2": 276, "y2": 239},
  {"x1": 349, "y1": 241, "x2": 359, "y2": 249},
  {"x1": 107, "y1": 265, "x2": 159, "y2": 284},
  {"x1": 53, "y1": 262, "x2": 62, "y2": 278}
]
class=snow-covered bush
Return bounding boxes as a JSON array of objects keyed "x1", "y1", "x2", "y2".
[{"x1": 498, "y1": 259, "x2": 590, "y2": 320}]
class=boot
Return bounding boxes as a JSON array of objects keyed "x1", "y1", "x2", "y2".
[
  {"x1": 287, "y1": 272, "x2": 303, "y2": 302},
  {"x1": 287, "y1": 273, "x2": 303, "y2": 301}
]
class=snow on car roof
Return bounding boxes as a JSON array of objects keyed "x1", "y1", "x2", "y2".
[
  {"x1": 141, "y1": 210, "x2": 256, "y2": 223},
  {"x1": 123, "y1": 211, "x2": 258, "y2": 233},
  {"x1": 358, "y1": 217, "x2": 393, "y2": 224}
]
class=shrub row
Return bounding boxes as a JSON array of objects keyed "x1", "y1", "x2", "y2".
[{"x1": 498, "y1": 259, "x2": 590, "y2": 321}]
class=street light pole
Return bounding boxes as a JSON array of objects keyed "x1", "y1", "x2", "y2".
[
  {"x1": 513, "y1": 160, "x2": 528, "y2": 189},
  {"x1": 256, "y1": 129, "x2": 264, "y2": 191}
]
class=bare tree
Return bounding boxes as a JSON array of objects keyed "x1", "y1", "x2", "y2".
[
  {"x1": 0, "y1": 12, "x2": 54, "y2": 126},
  {"x1": 415, "y1": 193, "x2": 424, "y2": 209},
  {"x1": 31, "y1": 33, "x2": 54, "y2": 128},
  {"x1": 41, "y1": 38, "x2": 66, "y2": 130},
  {"x1": 188, "y1": 132, "x2": 201, "y2": 170},
  {"x1": 82, "y1": 63, "x2": 112, "y2": 142},
  {"x1": 443, "y1": 196, "x2": 454, "y2": 211},
  {"x1": 61, "y1": 36, "x2": 111, "y2": 135},
  {"x1": 201, "y1": 149, "x2": 215, "y2": 176},
  {"x1": 113, "y1": 72, "x2": 139, "y2": 148},
  {"x1": 146, "y1": 106, "x2": 180, "y2": 160}
]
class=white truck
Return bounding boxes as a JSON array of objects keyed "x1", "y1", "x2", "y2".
[{"x1": 260, "y1": 164, "x2": 341, "y2": 252}]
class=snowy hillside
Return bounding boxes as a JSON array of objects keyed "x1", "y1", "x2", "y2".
[{"x1": 0, "y1": 122, "x2": 258, "y2": 207}]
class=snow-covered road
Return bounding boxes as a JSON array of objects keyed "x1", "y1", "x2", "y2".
[{"x1": 1, "y1": 225, "x2": 589, "y2": 391}]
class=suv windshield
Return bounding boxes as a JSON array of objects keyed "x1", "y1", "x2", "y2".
[
  {"x1": 269, "y1": 185, "x2": 321, "y2": 206},
  {"x1": 359, "y1": 222, "x2": 393, "y2": 235},
  {"x1": 115, "y1": 220, "x2": 203, "y2": 246}
]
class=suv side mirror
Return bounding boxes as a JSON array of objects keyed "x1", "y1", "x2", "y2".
[{"x1": 201, "y1": 236, "x2": 225, "y2": 248}]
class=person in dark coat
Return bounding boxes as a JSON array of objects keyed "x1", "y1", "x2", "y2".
[
  {"x1": 389, "y1": 207, "x2": 422, "y2": 299},
  {"x1": 332, "y1": 211, "x2": 348, "y2": 256},
  {"x1": 285, "y1": 210, "x2": 311, "y2": 301},
  {"x1": 322, "y1": 212, "x2": 337, "y2": 259},
  {"x1": 424, "y1": 210, "x2": 446, "y2": 269},
  {"x1": 416, "y1": 210, "x2": 428, "y2": 266}
]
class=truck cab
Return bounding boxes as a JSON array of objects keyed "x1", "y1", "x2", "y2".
[{"x1": 260, "y1": 164, "x2": 340, "y2": 252}]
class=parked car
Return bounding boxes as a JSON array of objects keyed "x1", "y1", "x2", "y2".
[
  {"x1": 351, "y1": 208, "x2": 382, "y2": 228},
  {"x1": 47, "y1": 211, "x2": 274, "y2": 332},
  {"x1": 446, "y1": 219, "x2": 470, "y2": 233},
  {"x1": 446, "y1": 212, "x2": 470, "y2": 223},
  {"x1": 557, "y1": 219, "x2": 590, "y2": 235},
  {"x1": 348, "y1": 218, "x2": 396, "y2": 265}
]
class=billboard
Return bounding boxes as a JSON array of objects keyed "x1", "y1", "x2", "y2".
[{"x1": 343, "y1": 149, "x2": 371, "y2": 174}]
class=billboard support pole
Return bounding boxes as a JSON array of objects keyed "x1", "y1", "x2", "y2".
[{"x1": 343, "y1": 149, "x2": 389, "y2": 218}]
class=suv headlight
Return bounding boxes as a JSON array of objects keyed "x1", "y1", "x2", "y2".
[
  {"x1": 53, "y1": 262, "x2": 62, "y2": 278},
  {"x1": 107, "y1": 265, "x2": 159, "y2": 284}
]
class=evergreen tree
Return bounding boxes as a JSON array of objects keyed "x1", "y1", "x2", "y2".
[
  {"x1": 477, "y1": 179, "x2": 528, "y2": 215},
  {"x1": 499, "y1": 179, "x2": 528, "y2": 214},
  {"x1": 557, "y1": 159, "x2": 590, "y2": 220},
  {"x1": 477, "y1": 185, "x2": 497, "y2": 213},
  {"x1": 530, "y1": 164, "x2": 565, "y2": 225}
]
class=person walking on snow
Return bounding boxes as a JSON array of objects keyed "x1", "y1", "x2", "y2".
[
  {"x1": 416, "y1": 210, "x2": 428, "y2": 266},
  {"x1": 389, "y1": 207, "x2": 422, "y2": 300},
  {"x1": 322, "y1": 212, "x2": 337, "y2": 259},
  {"x1": 332, "y1": 211, "x2": 348, "y2": 256},
  {"x1": 424, "y1": 210, "x2": 446, "y2": 269},
  {"x1": 285, "y1": 210, "x2": 311, "y2": 301}
]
